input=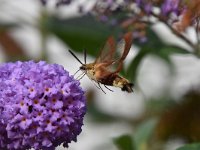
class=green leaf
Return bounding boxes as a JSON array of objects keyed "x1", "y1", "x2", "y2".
[
  {"x1": 176, "y1": 143, "x2": 200, "y2": 150},
  {"x1": 146, "y1": 98, "x2": 176, "y2": 115},
  {"x1": 158, "y1": 45, "x2": 191, "y2": 55},
  {"x1": 46, "y1": 15, "x2": 122, "y2": 56},
  {"x1": 135, "y1": 28, "x2": 164, "y2": 51},
  {"x1": 127, "y1": 28, "x2": 190, "y2": 82},
  {"x1": 137, "y1": 28, "x2": 190, "y2": 55},
  {"x1": 127, "y1": 50, "x2": 146, "y2": 82},
  {"x1": 113, "y1": 135, "x2": 135, "y2": 150},
  {"x1": 0, "y1": 30, "x2": 29, "y2": 61},
  {"x1": 127, "y1": 28, "x2": 165, "y2": 82},
  {"x1": 87, "y1": 93, "x2": 117, "y2": 122},
  {"x1": 0, "y1": 23, "x2": 18, "y2": 32},
  {"x1": 152, "y1": 45, "x2": 191, "y2": 63},
  {"x1": 134, "y1": 119, "x2": 157, "y2": 150},
  {"x1": 87, "y1": 104, "x2": 117, "y2": 123}
]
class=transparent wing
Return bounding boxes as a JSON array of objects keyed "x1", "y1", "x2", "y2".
[
  {"x1": 95, "y1": 36, "x2": 116, "y2": 64},
  {"x1": 112, "y1": 32, "x2": 133, "y2": 73},
  {"x1": 94, "y1": 32, "x2": 133, "y2": 79}
]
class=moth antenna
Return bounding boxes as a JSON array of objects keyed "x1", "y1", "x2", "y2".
[
  {"x1": 68, "y1": 49, "x2": 84, "y2": 65},
  {"x1": 83, "y1": 49, "x2": 87, "y2": 64}
]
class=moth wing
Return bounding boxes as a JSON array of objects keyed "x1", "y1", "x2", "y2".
[
  {"x1": 94, "y1": 32, "x2": 133, "y2": 79},
  {"x1": 112, "y1": 32, "x2": 133, "y2": 73},
  {"x1": 95, "y1": 36, "x2": 116, "y2": 65}
]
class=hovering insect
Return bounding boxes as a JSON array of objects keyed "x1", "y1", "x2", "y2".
[{"x1": 69, "y1": 32, "x2": 134, "y2": 93}]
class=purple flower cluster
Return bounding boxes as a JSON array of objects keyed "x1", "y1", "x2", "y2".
[
  {"x1": 161, "y1": 0, "x2": 181, "y2": 16},
  {"x1": 136, "y1": 0, "x2": 181, "y2": 16},
  {"x1": 0, "y1": 61, "x2": 86, "y2": 150},
  {"x1": 92, "y1": 0, "x2": 183, "y2": 20},
  {"x1": 90, "y1": 0, "x2": 186, "y2": 42},
  {"x1": 135, "y1": 0, "x2": 153, "y2": 14},
  {"x1": 40, "y1": 0, "x2": 72, "y2": 7}
]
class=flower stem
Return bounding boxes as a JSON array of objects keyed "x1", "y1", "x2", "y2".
[
  {"x1": 195, "y1": 17, "x2": 200, "y2": 56},
  {"x1": 151, "y1": 12, "x2": 196, "y2": 51},
  {"x1": 39, "y1": 7, "x2": 48, "y2": 61}
]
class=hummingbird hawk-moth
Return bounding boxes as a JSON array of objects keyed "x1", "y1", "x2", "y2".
[{"x1": 69, "y1": 32, "x2": 134, "y2": 93}]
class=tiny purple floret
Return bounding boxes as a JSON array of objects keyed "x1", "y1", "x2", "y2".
[
  {"x1": 161, "y1": 0, "x2": 180, "y2": 16},
  {"x1": 0, "y1": 61, "x2": 86, "y2": 150}
]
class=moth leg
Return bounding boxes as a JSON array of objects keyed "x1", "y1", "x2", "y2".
[
  {"x1": 76, "y1": 72, "x2": 86, "y2": 80},
  {"x1": 104, "y1": 85, "x2": 113, "y2": 92},
  {"x1": 74, "y1": 68, "x2": 81, "y2": 77},
  {"x1": 79, "y1": 73, "x2": 86, "y2": 80},
  {"x1": 91, "y1": 81, "x2": 100, "y2": 89},
  {"x1": 97, "y1": 82, "x2": 106, "y2": 94},
  {"x1": 85, "y1": 75, "x2": 106, "y2": 94}
]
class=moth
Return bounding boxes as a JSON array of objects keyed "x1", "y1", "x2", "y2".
[{"x1": 69, "y1": 32, "x2": 134, "y2": 93}]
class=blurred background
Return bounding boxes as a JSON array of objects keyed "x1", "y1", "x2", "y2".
[{"x1": 1, "y1": 0, "x2": 200, "y2": 150}]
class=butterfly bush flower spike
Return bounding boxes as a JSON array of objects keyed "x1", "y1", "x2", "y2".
[
  {"x1": 0, "y1": 61, "x2": 86, "y2": 150},
  {"x1": 41, "y1": 0, "x2": 72, "y2": 6},
  {"x1": 161, "y1": 0, "x2": 181, "y2": 16}
]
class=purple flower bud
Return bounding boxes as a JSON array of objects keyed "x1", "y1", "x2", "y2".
[
  {"x1": 0, "y1": 61, "x2": 86, "y2": 150},
  {"x1": 161, "y1": 0, "x2": 180, "y2": 16},
  {"x1": 135, "y1": 0, "x2": 153, "y2": 14},
  {"x1": 144, "y1": 3, "x2": 152, "y2": 14},
  {"x1": 135, "y1": 0, "x2": 142, "y2": 6},
  {"x1": 100, "y1": 15, "x2": 109, "y2": 22},
  {"x1": 40, "y1": 0, "x2": 47, "y2": 5},
  {"x1": 56, "y1": 0, "x2": 72, "y2": 7},
  {"x1": 40, "y1": 0, "x2": 72, "y2": 6}
]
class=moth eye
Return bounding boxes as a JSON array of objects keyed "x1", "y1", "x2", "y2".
[{"x1": 80, "y1": 66, "x2": 85, "y2": 70}]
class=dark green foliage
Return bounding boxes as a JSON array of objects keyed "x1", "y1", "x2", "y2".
[
  {"x1": 46, "y1": 15, "x2": 122, "y2": 56},
  {"x1": 176, "y1": 143, "x2": 200, "y2": 150},
  {"x1": 113, "y1": 135, "x2": 135, "y2": 150},
  {"x1": 127, "y1": 28, "x2": 190, "y2": 82}
]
